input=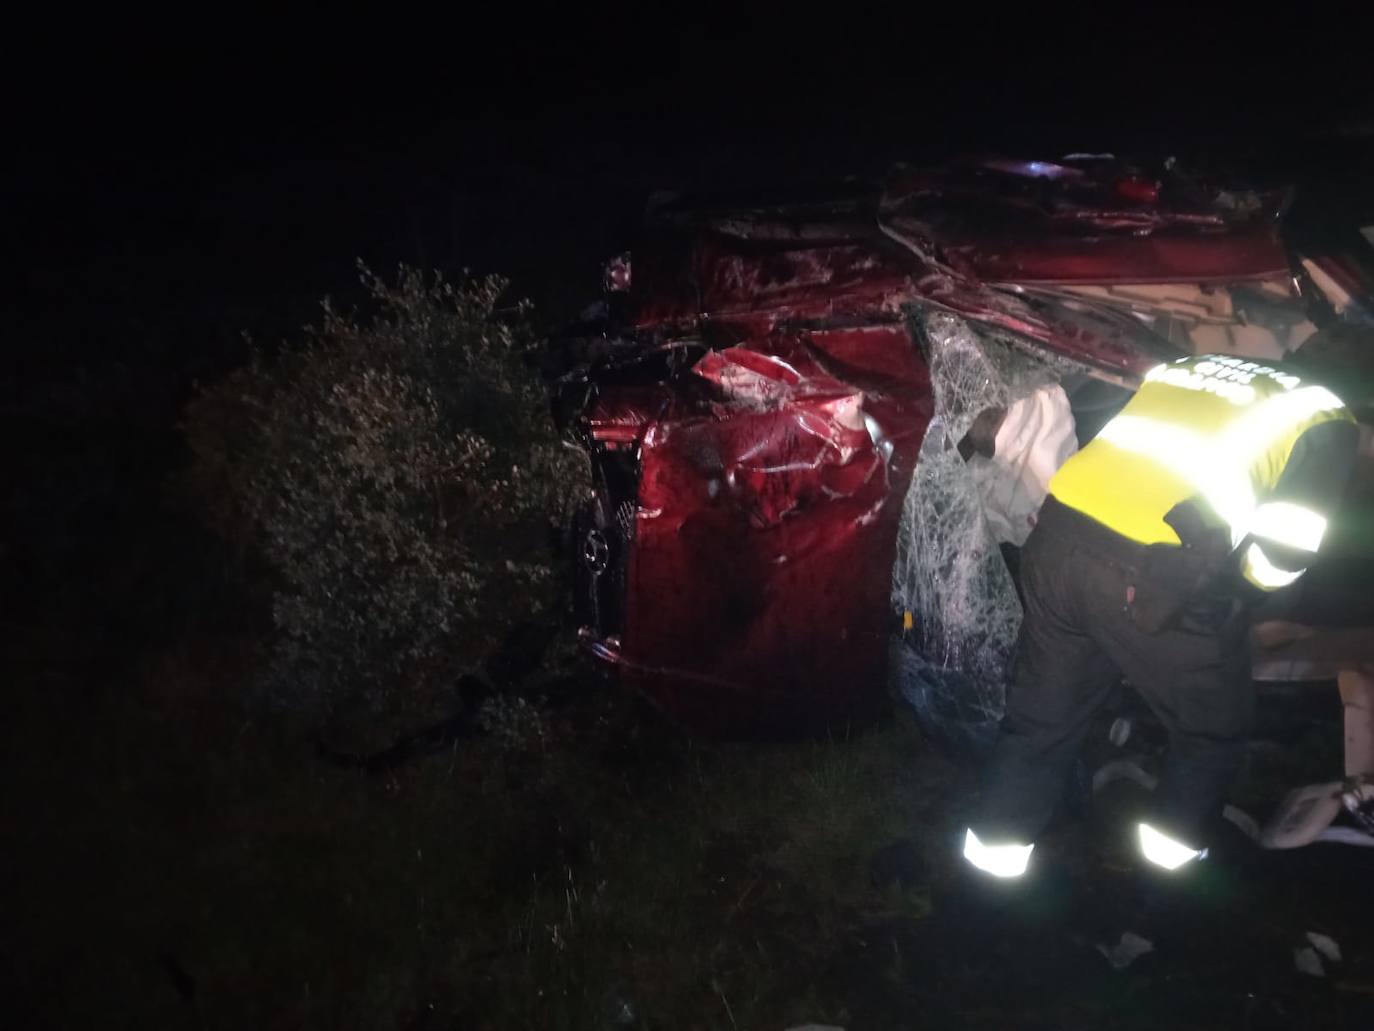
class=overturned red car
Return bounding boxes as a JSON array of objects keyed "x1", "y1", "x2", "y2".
[{"x1": 549, "y1": 156, "x2": 1374, "y2": 739}]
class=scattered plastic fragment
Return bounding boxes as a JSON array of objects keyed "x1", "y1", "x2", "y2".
[
  {"x1": 1342, "y1": 774, "x2": 1374, "y2": 833},
  {"x1": 1108, "y1": 717, "x2": 1133, "y2": 748},
  {"x1": 1261, "y1": 782, "x2": 1344, "y2": 849},
  {"x1": 1294, "y1": 946, "x2": 1325, "y2": 978},
  {"x1": 1222, "y1": 805, "x2": 1261, "y2": 842},
  {"x1": 1294, "y1": 932, "x2": 1343, "y2": 978},
  {"x1": 1306, "y1": 932, "x2": 1342, "y2": 965},
  {"x1": 1097, "y1": 931, "x2": 1155, "y2": 971},
  {"x1": 603, "y1": 991, "x2": 636, "y2": 1027},
  {"x1": 1260, "y1": 776, "x2": 1374, "y2": 849},
  {"x1": 1090, "y1": 758, "x2": 1260, "y2": 838},
  {"x1": 1315, "y1": 826, "x2": 1374, "y2": 847},
  {"x1": 1091, "y1": 757, "x2": 1158, "y2": 794}
]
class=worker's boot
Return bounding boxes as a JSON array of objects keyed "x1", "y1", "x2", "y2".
[
  {"x1": 1124, "y1": 828, "x2": 1270, "y2": 964},
  {"x1": 935, "y1": 855, "x2": 1079, "y2": 964}
]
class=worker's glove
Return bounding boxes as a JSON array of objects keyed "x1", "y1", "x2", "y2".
[
  {"x1": 957, "y1": 406, "x2": 1007, "y2": 461},
  {"x1": 1126, "y1": 499, "x2": 1234, "y2": 634},
  {"x1": 1163, "y1": 499, "x2": 1231, "y2": 570}
]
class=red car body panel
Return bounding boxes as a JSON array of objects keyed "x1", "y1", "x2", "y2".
[
  {"x1": 603, "y1": 327, "x2": 931, "y2": 735},
  {"x1": 558, "y1": 157, "x2": 1370, "y2": 736}
]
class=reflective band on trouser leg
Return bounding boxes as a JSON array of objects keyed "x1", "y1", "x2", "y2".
[
  {"x1": 1137, "y1": 822, "x2": 1207, "y2": 870},
  {"x1": 1242, "y1": 542, "x2": 1305, "y2": 590},
  {"x1": 963, "y1": 829, "x2": 1034, "y2": 878}
]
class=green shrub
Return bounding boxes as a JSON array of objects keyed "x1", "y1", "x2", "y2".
[{"x1": 181, "y1": 263, "x2": 587, "y2": 737}]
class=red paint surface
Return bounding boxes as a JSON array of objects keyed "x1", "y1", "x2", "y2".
[
  {"x1": 943, "y1": 226, "x2": 1288, "y2": 285},
  {"x1": 612, "y1": 328, "x2": 932, "y2": 734},
  {"x1": 567, "y1": 155, "x2": 1356, "y2": 736}
]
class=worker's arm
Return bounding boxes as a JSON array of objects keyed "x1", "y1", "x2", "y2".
[
  {"x1": 957, "y1": 406, "x2": 1006, "y2": 461},
  {"x1": 1241, "y1": 419, "x2": 1360, "y2": 591}
]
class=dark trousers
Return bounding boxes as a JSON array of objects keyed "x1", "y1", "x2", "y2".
[{"x1": 974, "y1": 497, "x2": 1253, "y2": 849}]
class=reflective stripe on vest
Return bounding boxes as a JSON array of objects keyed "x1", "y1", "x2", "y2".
[
  {"x1": 1247, "y1": 500, "x2": 1328, "y2": 553},
  {"x1": 1049, "y1": 355, "x2": 1349, "y2": 550},
  {"x1": 1243, "y1": 541, "x2": 1304, "y2": 589}
]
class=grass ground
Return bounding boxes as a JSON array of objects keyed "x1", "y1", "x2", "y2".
[{"x1": 7, "y1": 615, "x2": 1374, "y2": 1030}]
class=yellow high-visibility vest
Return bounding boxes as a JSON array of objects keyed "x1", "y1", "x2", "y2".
[{"x1": 1049, "y1": 355, "x2": 1353, "y2": 589}]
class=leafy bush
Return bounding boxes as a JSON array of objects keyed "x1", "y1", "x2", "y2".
[{"x1": 181, "y1": 263, "x2": 587, "y2": 737}]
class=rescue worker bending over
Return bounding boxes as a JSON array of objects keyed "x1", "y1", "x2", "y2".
[{"x1": 965, "y1": 353, "x2": 1358, "y2": 883}]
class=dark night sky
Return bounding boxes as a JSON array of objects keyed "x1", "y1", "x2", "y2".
[
  {"x1": 4, "y1": 12, "x2": 1372, "y2": 639},
  {"x1": 9, "y1": 14, "x2": 1374, "y2": 374}
]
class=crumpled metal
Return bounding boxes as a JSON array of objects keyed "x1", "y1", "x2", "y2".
[{"x1": 592, "y1": 324, "x2": 932, "y2": 734}]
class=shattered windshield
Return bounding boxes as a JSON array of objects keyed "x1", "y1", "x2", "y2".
[{"x1": 892, "y1": 309, "x2": 1087, "y2": 745}]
